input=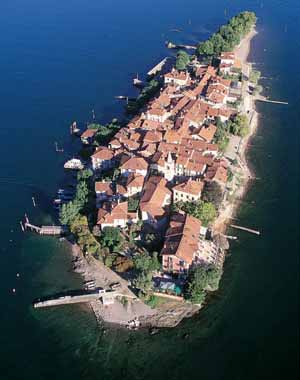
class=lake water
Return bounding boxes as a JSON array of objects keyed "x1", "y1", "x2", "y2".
[{"x1": 0, "y1": 1, "x2": 298, "y2": 379}]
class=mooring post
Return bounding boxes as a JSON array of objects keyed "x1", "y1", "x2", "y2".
[{"x1": 20, "y1": 221, "x2": 24, "y2": 232}]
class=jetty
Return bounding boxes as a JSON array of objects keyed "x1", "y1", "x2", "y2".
[
  {"x1": 230, "y1": 224, "x2": 261, "y2": 235},
  {"x1": 256, "y1": 95, "x2": 288, "y2": 105},
  {"x1": 133, "y1": 74, "x2": 144, "y2": 88},
  {"x1": 166, "y1": 41, "x2": 197, "y2": 50},
  {"x1": 147, "y1": 57, "x2": 169, "y2": 76},
  {"x1": 33, "y1": 289, "x2": 136, "y2": 308},
  {"x1": 24, "y1": 222, "x2": 67, "y2": 236}
]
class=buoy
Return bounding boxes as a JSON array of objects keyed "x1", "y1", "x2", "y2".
[
  {"x1": 16, "y1": 273, "x2": 20, "y2": 278},
  {"x1": 12, "y1": 288, "x2": 16, "y2": 293}
]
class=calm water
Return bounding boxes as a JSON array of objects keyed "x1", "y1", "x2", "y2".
[{"x1": 0, "y1": 1, "x2": 298, "y2": 379}]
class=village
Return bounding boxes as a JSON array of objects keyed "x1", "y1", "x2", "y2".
[{"x1": 34, "y1": 12, "x2": 260, "y2": 328}]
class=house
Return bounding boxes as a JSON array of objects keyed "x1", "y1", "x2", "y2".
[
  {"x1": 161, "y1": 213, "x2": 202, "y2": 273},
  {"x1": 196, "y1": 124, "x2": 217, "y2": 143},
  {"x1": 91, "y1": 147, "x2": 115, "y2": 171},
  {"x1": 161, "y1": 213, "x2": 220, "y2": 274},
  {"x1": 116, "y1": 173, "x2": 144, "y2": 198},
  {"x1": 205, "y1": 160, "x2": 228, "y2": 185},
  {"x1": 120, "y1": 156, "x2": 149, "y2": 177},
  {"x1": 80, "y1": 128, "x2": 97, "y2": 145},
  {"x1": 173, "y1": 179, "x2": 204, "y2": 203},
  {"x1": 96, "y1": 201, "x2": 138, "y2": 229},
  {"x1": 220, "y1": 52, "x2": 235, "y2": 65},
  {"x1": 146, "y1": 107, "x2": 170, "y2": 123},
  {"x1": 139, "y1": 176, "x2": 172, "y2": 227},
  {"x1": 95, "y1": 181, "x2": 114, "y2": 202},
  {"x1": 164, "y1": 69, "x2": 190, "y2": 86}
]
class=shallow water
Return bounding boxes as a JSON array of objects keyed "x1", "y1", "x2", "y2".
[{"x1": 0, "y1": 1, "x2": 298, "y2": 379}]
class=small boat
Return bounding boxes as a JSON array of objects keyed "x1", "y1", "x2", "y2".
[
  {"x1": 70, "y1": 121, "x2": 81, "y2": 135},
  {"x1": 57, "y1": 194, "x2": 74, "y2": 201},
  {"x1": 57, "y1": 189, "x2": 74, "y2": 195},
  {"x1": 64, "y1": 158, "x2": 84, "y2": 170}
]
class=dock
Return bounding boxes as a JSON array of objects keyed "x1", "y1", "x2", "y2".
[
  {"x1": 230, "y1": 224, "x2": 261, "y2": 235},
  {"x1": 24, "y1": 222, "x2": 67, "y2": 236},
  {"x1": 147, "y1": 57, "x2": 169, "y2": 76},
  {"x1": 33, "y1": 289, "x2": 136, "y2": 308},
  {"x1": 166, "y1": 41, "x2": 197, "y2": 50},
  {"x1": 256, "y1": 95, "x2": 288, "y2": 105}
]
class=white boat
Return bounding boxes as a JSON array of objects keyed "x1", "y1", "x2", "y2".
[{"x1": 64, "y1": 159, "x2": 84, "y2": 170}]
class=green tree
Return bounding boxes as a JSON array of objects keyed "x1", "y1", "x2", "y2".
[
  {"x1": 206, "y1": 266, "x2": 222, "y2": 290},
  {"x1": 175, "y1": 50, "x2": 190, "y2": 71},
  {"x1": 249, "y1": 69, "x2": 261, "y2": 84},
  {"x1": 134, "y1": 251, "x2": 160, "y2": 273},
  {"x1": 176, "y1": 200, "x2": 217, "y2": 226},
  {"x1": 59, "y1": 201, "x2": 80, "y2": 226},
  {"x1": 100, "y1": 227, "x2": 123, "y2": 252},
  {"x1": 196, "y1": 11, "x2": 257, "y2": 58},
  {"x1": 202, "y1": 181, "x2": 224, "y2": 209},
  {"x1": 133, "y1": 272, "x2": 153, "y2": 293},
  {"x1": 75, "y1": 180, "x2": 89, "y2": 208},
  {"x1": 77, "y1": 169, "x2": 93, "y2": 182},
  {"x1": 228, "y1": 113, "x2": 249, "y2": 137},
  {"x1": 185, "y1": 266, "x2": 208, "y2": 304}
]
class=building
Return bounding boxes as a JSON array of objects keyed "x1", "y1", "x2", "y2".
[
  {"x1": 80, "y1": 128, "x2": 97, "y2": 145},
  {"x1": 139, "y1": 176, "x2": 172, "y2": 227},
  {"x1": 116, "y1": 173, "x2": 144, "y2": 198},
  {"x1": 161, "y1": 213, "x2": 220, "y2": 274},
  {"x1": 120, "y1": 156, "x2": 149, "y2": 177},
  {"x1": 96, "y1": 201, "x2": 138, "y2": 229},
  {"x1": 91, "y1": 147, "x2": 115, "y2": 171},
  {"x1": 164, "y1": 69, "x2": 190, "y2": 86},
  {"x1": 95, "y1": 181, "x2": 114, "y2": 202},
  {"x1": 173, "y1": 179, "x2": 204, "y2": 203},
  {"x1": 205, "y1": 160, "x2": 228, "y2": 186},
  {"x1": 196, "y1": 124, "x2": 217, "y2": 143}
]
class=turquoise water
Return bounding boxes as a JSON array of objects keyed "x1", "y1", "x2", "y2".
[{"x1": 0, "y1": 1, "x2": 298, "y2": 379}]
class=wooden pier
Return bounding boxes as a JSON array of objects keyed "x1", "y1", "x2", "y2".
[{"x1": 24, "y1": 222, "x2": 67, "y2": 236}]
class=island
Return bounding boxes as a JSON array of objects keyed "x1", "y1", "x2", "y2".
[{"x1": 32, "y1": 11, "x2": 260, "y2": 329}]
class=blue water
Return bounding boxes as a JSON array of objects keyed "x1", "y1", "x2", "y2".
[{"x1": 0, "y1": 1, "x2": 298, "y2": 379}]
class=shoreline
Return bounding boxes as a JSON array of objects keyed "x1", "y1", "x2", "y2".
[
  {"x1": 67, "y1": 28, "x2": 260, "y2": 329},
  {"x1": 213, "y1": 28, "x2": 259, "y2": 234}
]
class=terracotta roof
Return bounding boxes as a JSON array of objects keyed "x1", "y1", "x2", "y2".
[
  {"x1": 140, "y1": 176, "x2": 171, "y2": 218},
  {"x1": 144, "y1": 130, "x2": 162, "y2": 143},
  {"x1": 165, "y1": 69, "x2": 189, "y2": 81},
  {"x1": 95, "y1": 181, "x2": 114, "y2": 196},
  {"x1": 206, "y1": 161, "x2": 228, "y2": 184},
  {"x1": 121, "y1": 156, "x2": 148, "y2": 171},
  {"x1": 173, "y1": 179, "x2": 204, "y2": 196},
  {"x1": 97, "y1": 201, "x2": 136, "y2": 225},
  {"x1": 92, "y1": 147, "x2": 114, "y2": 160},
  {"x1": 161, "y1": 213, "x2": 202, "y2": 265},
  {"x1": 81, "y1": 128, "x2": 97, "y2": 139},
  {"x1": 196, "y1": 124, "x2": 217, "y2": 143},
  {"x1": 127, "y1": 174, "x2": 144, "y2": 189},
  {"x1": 141, "y1": 119, "x2": 162, "y2": 130}
]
